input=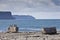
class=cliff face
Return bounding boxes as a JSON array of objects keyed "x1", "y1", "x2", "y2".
[
  {"x1": 0, "y1": 11, "x2": 35, "y2": 20},
  {"x1": 0, "y1": 11, "x2": 14, "y2": 19},
  {"x1": 13, "y1": 15, "x2": 35, "y2": 20}
]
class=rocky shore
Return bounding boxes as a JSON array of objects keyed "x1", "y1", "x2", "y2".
[{"x1": 0, "y1": 31, "x2": 60, "y2": 40}]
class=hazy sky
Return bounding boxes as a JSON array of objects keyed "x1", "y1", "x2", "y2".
[{"x1": 0, "y1": 0, "x2": 60, "y2": 19}]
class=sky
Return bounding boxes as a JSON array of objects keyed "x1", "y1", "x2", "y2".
[{"x1": 0, "y1": 0, "x2": 60, "y2": 19}]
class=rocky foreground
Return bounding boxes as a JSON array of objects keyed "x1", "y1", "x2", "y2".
[{"x1": 0, "y1": 32, "x2": 60, "y2": 40}]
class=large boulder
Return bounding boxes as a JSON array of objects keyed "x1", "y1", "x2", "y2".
[
  {"x1": 42, "y1": 27, "x2": 57, "y2": 34},
  {"x1": 7, "y1": 24, "x2": 18, "y2": 33}
]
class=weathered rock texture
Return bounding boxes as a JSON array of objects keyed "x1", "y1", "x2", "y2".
[
  {"x1": 0, "y1": 32, "x2": 60, "y2": 40},
  {"x1": 7, "y1": 24, "x2": 18, "y2": 33},
  {"x1": 42, "y1": 27, "x2": 57, "y2": 34}
]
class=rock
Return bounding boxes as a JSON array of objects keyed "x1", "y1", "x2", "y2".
[
  {"x1": 7, "y1": 24, "x2": 18, "y2": 33},
  {"x1": 42, "y1": 27, "x2": 57, "y2": 34}
]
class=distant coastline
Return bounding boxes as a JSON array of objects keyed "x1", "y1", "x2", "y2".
[
  {"x1": 0, "y1": 11, "x2": 60, "y2": 32},
  {"x1": 0, "y1": 11, "x2": 36, "y2": 20}
]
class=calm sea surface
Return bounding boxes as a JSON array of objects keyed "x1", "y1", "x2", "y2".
[{"x1": 0, "y1": 19, "x2": 60, "y2": 32}]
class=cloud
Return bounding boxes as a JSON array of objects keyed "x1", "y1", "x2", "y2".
[
  {"x1": 52, "y1": 0, "x2": 60, "y2": 6},
  {"x1": 0, "y1": 4, "x2": 10, "y2": 11},
  {"x1": 0, "y1": 0, "x2": 60, "y2": 19},
  {"x1": 0, "y1": 0, "x2": 60, "y2": 12}
]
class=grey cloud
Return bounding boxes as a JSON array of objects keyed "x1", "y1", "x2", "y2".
[
  {"x1": 0, "y1": 0, "x2": 51, "y2": 7},
  {"x1": 52, "y1": 0, "x2": 60, "y2": 6},
  {"x1": 0, "y1": 0, "x2": 60, "y2": 13}
]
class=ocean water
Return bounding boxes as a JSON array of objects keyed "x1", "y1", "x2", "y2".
[{"x1": 0, "y1": 19, "x2": 60, "y2": 32}]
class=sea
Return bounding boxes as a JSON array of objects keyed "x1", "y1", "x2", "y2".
[{"x1": 0, "y1": 19, "x2": 60, "y2": 32}]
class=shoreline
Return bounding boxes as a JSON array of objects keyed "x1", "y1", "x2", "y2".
[{"x1": 0, "y1": 31, "x2": 60, "y2": 40}]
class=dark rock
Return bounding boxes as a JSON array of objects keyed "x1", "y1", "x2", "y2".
[{"x1": 42, "y1": 27, "x2": 57, "y2": 34}]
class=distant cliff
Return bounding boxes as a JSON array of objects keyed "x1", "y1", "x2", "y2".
[
  {"x1": 0, "y1": 11, "x2": 35, "y2": 20},
  {"x1": 13, "y1": 15, "x2": 35, "y2": 20},
  {"x1": 0, "y1": 11, "x2": 14, "y2": 19}
]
